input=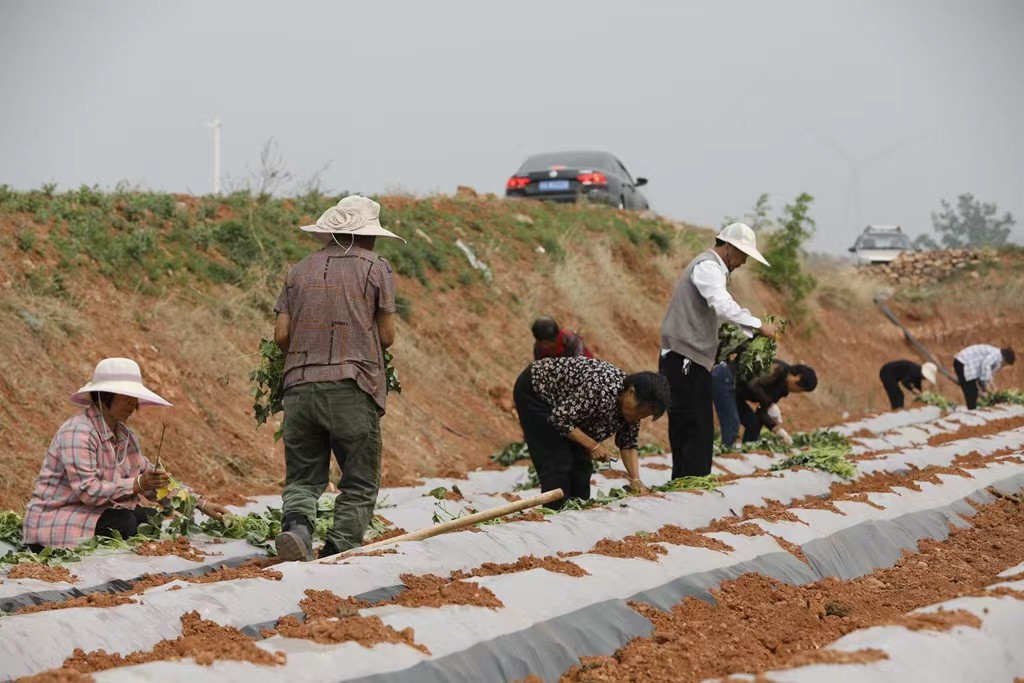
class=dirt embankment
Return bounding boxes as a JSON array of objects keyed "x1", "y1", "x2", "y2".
[{"x1": 1, "y1": 192, "x2": 1021, "y2": 510}]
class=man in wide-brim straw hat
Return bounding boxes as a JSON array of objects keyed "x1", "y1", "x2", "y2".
[
  {"x1": 273, "y1": 195, "x2": 403, "y2": 561},
  {"x1": 659, "y1": 223, "x2": 779, "y2": 479},
  {"x1": 22, "y1": 358, "x2": 228, "y2": 550}
]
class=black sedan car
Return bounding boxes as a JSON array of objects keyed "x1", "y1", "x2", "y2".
[{"x1": 505, "y1": 151, "x2": 649, "y2": 210}]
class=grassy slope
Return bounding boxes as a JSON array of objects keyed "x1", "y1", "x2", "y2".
[{"x1": 0, "y1": 186, "x2": 1020, "y2": 510}]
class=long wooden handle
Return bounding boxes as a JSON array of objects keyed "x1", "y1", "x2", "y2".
[{"x1": 341, "y1": 488, "x2": 564, "y2": 555}]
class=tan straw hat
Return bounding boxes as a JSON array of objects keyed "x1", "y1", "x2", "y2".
[
  {"x1": 717, "y1": 222, "x2": 770, "y2": 267},
  {"x1": 70, "y1": 358, "x2": 172, "y2": 407},
  {"x1": 301, "y1": 195, "x2": 406, "y2": 243}
]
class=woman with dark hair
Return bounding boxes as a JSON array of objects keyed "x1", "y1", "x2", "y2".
[
  {"x1": 513, "y1": 356, "x2": 671, "y2": 508},
  {"x1": 712, "y1": 359, "x2": 818, "y2": 447},
  {"x1": 531, "y1": 316, "x2": 593, "y2": 360},
  {"x1": 22, "y1": 358, "x2": 228, "y2": 551}
]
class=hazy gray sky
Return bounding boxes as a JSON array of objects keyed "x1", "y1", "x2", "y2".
[{"x1": 1, "y1": 0, "x2": 1021, "y2": 253}]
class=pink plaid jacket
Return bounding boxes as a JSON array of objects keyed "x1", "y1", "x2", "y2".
[{"x1": 22, "y1": 406, "x2": 155, "y2": 548}]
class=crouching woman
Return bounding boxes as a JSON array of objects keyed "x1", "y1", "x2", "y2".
[
  {"x1": 513, "y1": 356, "x2": 671, "y2": 509},
  {"x1": 22, "y1": 358, "x2": 227, "y2": 552}
]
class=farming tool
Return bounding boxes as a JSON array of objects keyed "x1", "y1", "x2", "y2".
[{"x1": 332, "y1": 488, "x2": 564, "y2": 558}]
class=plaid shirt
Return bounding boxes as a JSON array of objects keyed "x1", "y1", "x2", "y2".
[
  {"x1": 23, "y1": 406, "x2": 156, "y2": 548},
  {"x1": 955, "y1": 344, "x2": 1003, "y2": 386},
  {"x1": 275, "y1": 243, "x2": 397, "y2": 412}
]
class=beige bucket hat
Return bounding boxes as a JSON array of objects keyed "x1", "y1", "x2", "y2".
[
  {"x1": 717, "y1": 222, "x2": 770, "y2": 266},
  {"x1": 70, "y1": 358, "x2": 172, "y2": 407},
  {"x1": 921, "y1": 362, "x2": 938, "y2": 385},
  {"x1": 301, "y1": 195, "x2": 406, "y2": 243}
]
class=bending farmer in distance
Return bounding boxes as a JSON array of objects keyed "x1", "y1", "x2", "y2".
[
  {"x1": 953, "y1": 344, "x2": 1015, "y2": 410},
  {"x1": 273, "y1": 196, "x2": 401, "y2": 561},
  {"x1": 878, "y1": 360, "x2": 937, "y2": 410},
  {"x1": 713, "y1": 359, "x2": 818, "y2": 447},
  {"x1": 660, "y1": 223, "x2": 777, "y2": 478},
  {"x1": 532, "y1": 316, "x2": 594, "y2": 360},
  {"x1": 513, "y1": 356, "x2": 671, "y2": 509},
  {"x1": 22, "y1": 358, "x2": 228, "y2": 551}
]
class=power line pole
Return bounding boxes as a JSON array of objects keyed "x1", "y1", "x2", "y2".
[{"x1": 205, "y1": 118, "x2": 222, "y2": 194}]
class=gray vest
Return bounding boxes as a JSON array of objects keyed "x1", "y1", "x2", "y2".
[{"x1": 660, "y1": 249, "x2": 723, "y2": 370}]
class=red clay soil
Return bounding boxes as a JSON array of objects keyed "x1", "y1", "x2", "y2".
[
  {"x1": 500, "y1": 492, "x2": 523, "y2": 502},
  {"x1": 889, "y1": 609, "x2": 981, "y2": 631},
  {"x1": 133, "y1": 537, "x2": 207, "y2": 562},
  {"x1": 592, "y1": 535, "x2": 667, "y2": 562},
  {"x1": 642, "y1": 462, "x2": 672, "y2": 470},
  {"x1": 7, "y1": 563, "x2": 77, "y2": 583},
  {"x1": 391, "y1": 573, "x2": 504, "y2": 609},
  {"x1": 597, "y1": 469, "x2": 631, "y2": 480},
  {"x1": 16, "y1": 592, "x2": 138, "y2": 615},
  {"x1": 740, "y1": 499, "x2": 808, "y2": 525},
  {"x1": 927, "y1": 415, "x2": 1024, "y2": 446},
  {"x1": 451, "y1": 555, "x2": 589, "y2": 579},
  {"x1": 299, "y1": 589, "x2": 372, "y2": 620},
  {"x1": 366, "y1": 527, "x2": 408, "y2": 544},
  {"x1": 698, "y1": 518, "x2": 768, "y2": 537},
  {"x1": 275, "y1": 614, "x2": 430, "y2": 654},
  {"x1": 770, "y1": 535, "x2": 809, "y2": 565},
  {"x1": 560, "y1": 496, "x2": 1024, "y2": 683},
  {"x1": 18, "y1": 671, "x2": 96, "y2": 683},
  {"x1": 184, "y1": 563, "x2": 282, "y2": 584},
  {"x1": 510, "y1": 511, "x2": 551, "y2": 523},
  {"x1": 647, "y1": 525, "x2": 735, "y2": 553},
  {"x1": 212, "y1": 492, "x2": 257, "y2": 506},
  {"x1": 55, "y1": 611, "x2": 285, "y2": 675},
  {"x1": 344, "y1": 548, "x2": 401, "y2": 560}
]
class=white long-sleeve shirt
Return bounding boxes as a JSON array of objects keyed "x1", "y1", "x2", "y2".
[{"x1": 691, "y1": 252, "x2": 761, "y2": 330}]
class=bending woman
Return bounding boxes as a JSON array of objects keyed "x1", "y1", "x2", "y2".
[{"x1": 513, "y1": 356, "x2": 671, "y2": 509}]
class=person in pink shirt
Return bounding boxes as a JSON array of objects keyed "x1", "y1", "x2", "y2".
[{"x1": 22, "y1": 358, "x2": 228, "y2": 551}]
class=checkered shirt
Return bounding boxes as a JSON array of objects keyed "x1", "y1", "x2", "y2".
[
  {"x1": 22, "y1": 406, "x2": 154, "y2": 548},
  {"x1": 955, "y1": 344, "x2": 1003, "y2": 386}
]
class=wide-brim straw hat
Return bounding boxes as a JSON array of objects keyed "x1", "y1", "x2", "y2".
[
  {"x1": 921, "y1": 362, "x2": 938, "y2": 385},
  {"x1": 70, "y1": 358, "x2": 172, "y2": 407},
  {"x1": 300, "y1": 195, "x2": 406, "y2": 243},
  {"x1": 717, "y1": 222, "x2": 770, "y2": 267}
]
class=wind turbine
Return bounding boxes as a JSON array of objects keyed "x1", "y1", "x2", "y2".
[
  {"x1": 205, "y1": 118, "x2": 222, "y2": 195},
  {"x1": 804, "y1": 127, "x2": 918, "y2": 228}
]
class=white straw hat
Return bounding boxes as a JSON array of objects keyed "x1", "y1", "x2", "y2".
[
  {"x1": 717, "y1": 222, "x2": 770, "y2": 267},
  {"x1": 70, "y1": 358, "x2": 172, "y2": 407},
  {"x1": 921, "y1": 362, "x2": 937, "y2": 385},
  {"x1": 300, "y1": 195, "x2": 406, "y2": 243}
]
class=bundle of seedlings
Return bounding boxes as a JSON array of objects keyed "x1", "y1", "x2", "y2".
[
  {"x1": 490, "y1": 441, "x2": 530, "y2": 466},
  {"x1": 716, "y1": 315, "x2": 788, "y2": 383},
  {"x1": 979, "y1": 388, "x2": 1024, "y2": 407},
  {"x1": 771, "y1": 445, "x2": 857, "y2": 479},
  {"x1": 915, "y1": 392, "x2": 957, "y2": 410}
]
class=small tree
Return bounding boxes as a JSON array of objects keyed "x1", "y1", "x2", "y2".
[
  {"x1": 723, "y1": 192, "x2": 773, "y2": 232},
  {"x1": 926, "y1": 193, "x2": 1015, "y2": 249},
  {"x1": 759, "y1": 192, "x2": 817, "y2": 314}
]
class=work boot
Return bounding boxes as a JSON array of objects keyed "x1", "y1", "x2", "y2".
[
  {"x1": 318, "y1": 541, "x2": 340, "y2": 559},
  {"x1": 276, "y1": 516, "x2": 314, "y2": 562}
]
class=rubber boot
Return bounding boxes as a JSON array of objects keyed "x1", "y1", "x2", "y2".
[{"x1": 276, "y1": 514, "x2": 314, "y2": 562}]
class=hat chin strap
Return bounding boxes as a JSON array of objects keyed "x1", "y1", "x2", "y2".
[{"x1": 332, "y1": 233, "x2": 355, "y2": 254}]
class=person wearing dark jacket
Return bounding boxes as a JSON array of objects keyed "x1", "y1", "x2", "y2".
[
  {"x1": 713, "y1": 360, "x2": 818, "y2": 447},
  {"x1": 878, "y1": 360, "x2": 937, "y2": 410},
  {"x1": 513, "y1": 356, "x2": 670, "y2": 509}
]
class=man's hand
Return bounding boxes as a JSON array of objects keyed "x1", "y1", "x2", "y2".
[
  {"x1": 199, "y1": 501, "x2": 229, "y2": 522},
  {"x1": 628, "y1": 478, "x2": 649, "y2": 495},
  {"x1": 773, "y1": 426, "x2": 793, "y2": 446},
  {"x1": 136, "y1": 469, "x2": 170, "y2": 494},
  {"x1": 758, "y1": 322, "x2": 778, "y2": 340}
]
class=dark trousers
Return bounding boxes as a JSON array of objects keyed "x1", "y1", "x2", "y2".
[
  {"x1": 711, "y1": 363, "x2": 740, "y2": 447},
  {"x1": 737, "y1": 400, "x2": 764, "y2": 443},
  {"x1": 28, "y1": 507, "x2": 152, "y2": 553},
  {"x1": 281, "y1": 380, "x2": 383, "y2": 553},
  {"x1": 879, "y1": 366, "x2": 906, "y2": 410},
  {"x1": 954, "y1": 359, "x2": 979, "y2": 410},
  {"x1": 660, "y1": 351, "x2": 714, "y2": 478},
  {"x1": 513, "y1": 368, "x2": 592, "y2": 510}
]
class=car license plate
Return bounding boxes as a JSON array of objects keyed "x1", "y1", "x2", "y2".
[{"x1": 538, "y1": 180, "x2": 570, "y2": 192}]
